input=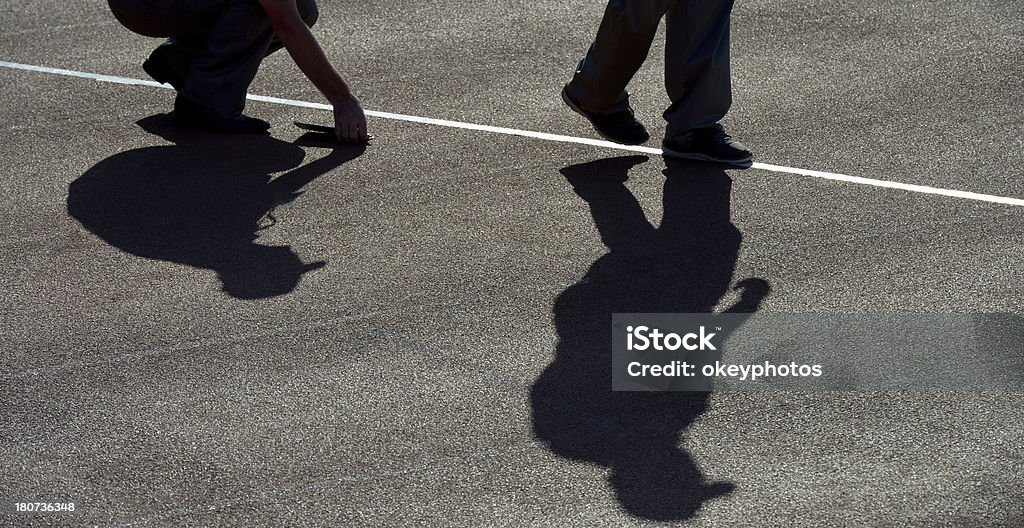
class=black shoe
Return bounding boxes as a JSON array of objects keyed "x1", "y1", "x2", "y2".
[
  {"x1": 173, "y1": 95, "x2": 270, "y2": 134},
  {"x1": 661, "y1": 124, "x2": 752, "y2": 166},
  {"x1": 142, "y1": 50, "x2": 183, "y2": 91},
  {"x1": 562, "y1": 84, "x2": 649, "y2": 145}
]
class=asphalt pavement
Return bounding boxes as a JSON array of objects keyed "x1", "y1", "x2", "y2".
[{"x1": 1, "y1": 1, "x2": 1022, "y2": 526}]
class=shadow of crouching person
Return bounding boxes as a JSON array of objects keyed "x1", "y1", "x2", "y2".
[
  {"x1": 530, "y1": 156, "x2": 770, "y2": 521},
  {"x1": 67, "y1": 115, "x2": 365, "y2": 299}
]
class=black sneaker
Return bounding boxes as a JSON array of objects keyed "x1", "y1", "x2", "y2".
[
  {"x1": 562, "y1": 85, "x2": 649, "y2": 145},
  {"x1": 142, "y1": 49, "x2": 183, "y2": 91},
  {"x1": 173, "y1": 95, "x2": 270, "y2": 134},
  {"x1": 662, "y1": 124, "x2": 752, "y2": 166}
]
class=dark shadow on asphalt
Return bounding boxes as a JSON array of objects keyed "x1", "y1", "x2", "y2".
[
  {"x1": 67, "y1": 114, "x2": 365, "y2": 299},
  {"x1": 530, "y1": 155, "x2": 770, "y2": 521}
]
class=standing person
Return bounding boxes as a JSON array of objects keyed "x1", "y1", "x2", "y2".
[
  {"x1": 107, "y1": 0, "x2": 368, "y2": 142},
  {"x1": 562, "y1": 0, "x2": 751, "y2": 165}
]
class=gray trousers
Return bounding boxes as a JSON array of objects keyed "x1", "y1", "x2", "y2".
[
  {"x1": 567, "y1": 0, "x2": 735, "y2": 140},
  {"x1": 107, "y1": 0, "x2": 318, "y2": 118}
]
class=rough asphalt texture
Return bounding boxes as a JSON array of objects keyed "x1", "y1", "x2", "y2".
[{"x1": 1, "y1": 0, "x2": 1022, "y2": 526}]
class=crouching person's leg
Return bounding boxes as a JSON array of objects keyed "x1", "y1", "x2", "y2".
[
  {"x1": 175, "y1": 0, "x2": 282, "y2": 133},
  {"x1": 107, "y1": 0, "x2": 220, "y2": 92}
]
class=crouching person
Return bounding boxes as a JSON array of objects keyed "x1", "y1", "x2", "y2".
[{"x1": 108, "y1": 0, "x2": 368, "y2": 142}]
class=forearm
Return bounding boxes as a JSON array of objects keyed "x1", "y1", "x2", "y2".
[
  {"x1": 259, "y1": 0, "x2": 353, "y2": 105},
  {"x1": 276, "y1": 23, "x2": 352, "y2": 104},
  {"x1": 259, "y1": 0, "x2": 367, "y2": 141}
]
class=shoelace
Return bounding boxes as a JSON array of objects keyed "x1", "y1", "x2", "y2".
[{"x1": 708, "y1": 123, "x2": 730, "y2": 140}]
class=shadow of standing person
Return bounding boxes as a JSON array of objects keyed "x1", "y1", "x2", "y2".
[
  {"x1": 67, "y1": 115, "x2": 365, "y2": 299},
  {"x1": 530, "y1": 156, "x2": 770, "y2": 521}
]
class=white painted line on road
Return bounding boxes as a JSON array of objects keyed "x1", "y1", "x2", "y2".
[
  {"x1": 249, "y1": 92, "x2": 666, "y2": 155},
  {"x1": 3, "y1": 59, "x2": 1023, "y2": 208},
  {"x1": 0, "y1": 59, "x2": 165, "y2": 88}
]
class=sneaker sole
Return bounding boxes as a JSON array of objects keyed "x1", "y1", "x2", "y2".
[
  {"x1": 561, "y1": 85, "x2": 648, "y2": 146},
  {"x1": 661, "y1": 145, "x2": 753, "y2": 167}
]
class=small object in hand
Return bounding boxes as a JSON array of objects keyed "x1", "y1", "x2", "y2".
[{"x1": 294, "y1": 121, "x2": 373, "y2": 143}]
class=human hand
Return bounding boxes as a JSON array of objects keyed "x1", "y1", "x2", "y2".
[
  {"x1": 724, "y1": 278, "x2": 772, "y2": 314},
  {"x1": 333, "y1": 94, "x2": 369, "y2": 143}
]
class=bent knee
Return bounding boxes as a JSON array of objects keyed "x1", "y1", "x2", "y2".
[
  {"x1": 107, "y1": 0, "x2": 164, "y2": 37},
  {"x1": 296, "y1": 0, "x2": 319, "y2": 27}
]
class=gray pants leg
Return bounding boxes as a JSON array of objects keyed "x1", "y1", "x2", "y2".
[
  {"x1": 567, "y1": 0, "x2": 734, "y2": 138},
  {"x1": 663, "y1": 0, "x2": 734, "y2": 141},
  {"x1": 107, "y1": 0, "x2": 319, "y2": 118},
  {"x1": 566, "y1": 0, "x2": 670, "y2": 114}
]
